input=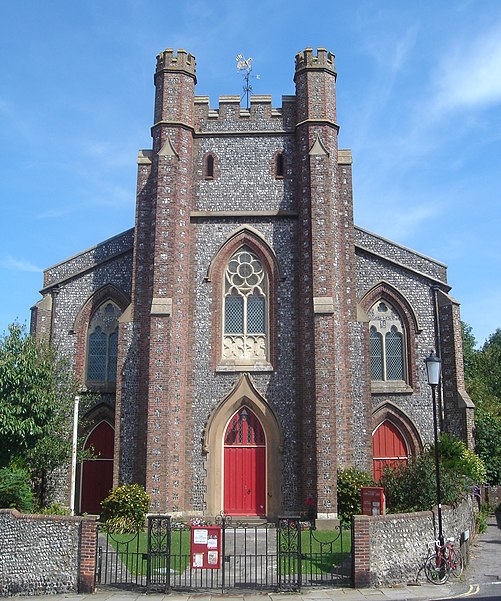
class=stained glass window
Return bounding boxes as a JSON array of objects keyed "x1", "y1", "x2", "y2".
[{"x1": 86, "y1": 302, "x2": 121, "y2": 384}]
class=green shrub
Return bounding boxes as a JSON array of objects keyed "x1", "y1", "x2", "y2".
[
  {"x1": 434, "y1": 433, "x2": 487, "y2": 483},
  {"x1": 0, "y1": 465, "x2": 34, "y2": 512},
  {"x1": 38, "y1": 503, "x2": 70, "y2": 515},
  {"x1": 380, "y1": 452, "x2": 473, "y2": 514},
  {"x1": 337, "y1": 467, "x2": 374, "y2": 524},
  {"x1": 101, "y1": 483, "x2": 150, "y2": 533}
]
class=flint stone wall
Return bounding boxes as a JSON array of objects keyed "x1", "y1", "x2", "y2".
[
  {"x1": 353, "y1": 498, "x2": 476, "y2": 587},
  {"x1": 0, "y1": 510, "x2": 97, "y2": 597}
]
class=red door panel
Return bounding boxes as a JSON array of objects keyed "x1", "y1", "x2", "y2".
[
  {"x1": 373, "y1": 420, "x2": 408, "y2": 481},
  {"x1": 223, "y1": 408, "x2": 266, "y2": 515},
  {"x1": 81, "y1": 421, "x2": 114, "y2": 514}
]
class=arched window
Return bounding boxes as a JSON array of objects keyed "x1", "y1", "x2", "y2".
[
  {"x1": 222, "y1": 246, "x2": 268, "y2": 364},
  {"x1": 86, "y1": 301, "x2": 121, "y2": 385},
  {"x1": 368, "y1": 300, "x2": 406, "y2": 383}
]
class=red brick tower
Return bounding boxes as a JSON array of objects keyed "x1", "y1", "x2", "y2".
[
  {"x1": 115, "y1": 49, "x2": 196, "y2": 512},
  {"x1": 294, "y1": 48, "x2": 371, "y2": 521}
]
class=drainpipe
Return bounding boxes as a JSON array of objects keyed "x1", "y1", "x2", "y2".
[{"x1": 48, "y1": 285, "x2": 60, "y2": 345}]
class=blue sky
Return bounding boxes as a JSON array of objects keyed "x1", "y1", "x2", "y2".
[{"x1": 0, "y1": 1, "x2": 500, "y2": 347}]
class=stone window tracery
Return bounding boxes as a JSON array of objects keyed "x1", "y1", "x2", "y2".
[
  {"x1": 86, "y1": 301, "x2": 121, "y2": 385},
  {"x1": 222, "y1": 246, "x2": 268, "y2": 364},
  {"x1": 368, "y1": 301, "x2": 406, "y2": 383}
]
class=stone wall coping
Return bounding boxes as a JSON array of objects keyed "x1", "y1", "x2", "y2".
[
  {"x1": 0, "y1": 508, "x2": 98, "y2": 524},
  {"x1": 353, "y1": 507, "x2": 456, "y2": 522},
  {"x1": 40, "y1": 239, "x2": 134, "y2": 295},
  {"x1": 355, "y1": 225, "x2": 447, "y2": 269},
  {"x1": 43, "y1": 228, "x2": 134, "y2": 275}
]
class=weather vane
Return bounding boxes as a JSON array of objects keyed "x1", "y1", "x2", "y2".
[{"x1": 236, "y1": 53, "x2": 259, "y2": 109}]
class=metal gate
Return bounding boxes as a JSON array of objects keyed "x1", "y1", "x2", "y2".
[{"x1": 95, "y1": 514, "x2": 352, "y2": 592}]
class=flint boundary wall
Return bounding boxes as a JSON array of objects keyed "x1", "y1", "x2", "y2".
[
  {"x1": 353, "y1": 498, "x2": 477, "y2": 587},
  {"x1": 0, "y1": 509, "x2": 97, "y2": 597}
]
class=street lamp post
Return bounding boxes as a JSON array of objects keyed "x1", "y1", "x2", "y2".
[{"x1": 425, "y1": 351, "x2": 443, "y2": 547}]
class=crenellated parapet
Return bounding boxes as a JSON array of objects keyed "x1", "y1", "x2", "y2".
[
  {"x1": 294, "y1": 47, "x2": 336, "y2": 78},
  {"x1": 193, "y1": 95, "x2": 296, "y2": 131},
  {"x1": 156, "y1": 48, "x2": 197, "y2": 82}
]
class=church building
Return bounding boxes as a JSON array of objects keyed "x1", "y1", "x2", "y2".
[{"x1": 30, "y1": 48, "x2": 474, "y2": 521}]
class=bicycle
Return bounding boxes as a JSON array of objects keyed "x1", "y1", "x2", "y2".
[{"x1": 424, "y1": 537, "x2": 464, "y2": 584}]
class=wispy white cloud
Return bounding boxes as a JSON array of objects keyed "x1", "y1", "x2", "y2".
[
  {"x1": 430, "y1": 21, "x2": 501, "y2": 115},
  {"x1": 357, "y1": 188, "x2": 441, "y2": 242},
  {"x1": 35, "y1": 206, "x2": 75, "y2": 220},
  {"x1": 1, "y1": 256, "x2": 42, "y2": 272}
]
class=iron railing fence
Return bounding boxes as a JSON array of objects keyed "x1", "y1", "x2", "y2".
[{"x1": 95, "y1": 514, "x2": 352, "y2": 592}]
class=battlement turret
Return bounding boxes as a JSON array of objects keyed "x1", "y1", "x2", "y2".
[
  {"x1": 294, "y1": 48, "x2": 335, "y2": 79},
  {"x1": 156, "y1": 48, "x2": 197, "y2": 82}
]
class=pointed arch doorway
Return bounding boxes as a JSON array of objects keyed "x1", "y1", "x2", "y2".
[
  {"x1": 203, "y1": 374, "x2": 282, "y2": 519},
  {"x1": 224, "y1": 407, "x2": 266, "y2": 515}
]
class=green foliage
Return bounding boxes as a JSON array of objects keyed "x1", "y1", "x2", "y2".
[
  {"x1": 0, "y1": 465, "x2": 34, "y2": 512},
  {"x1": 381, "y1": 451, "x2": 473, "y2": 514},
  {"x1": 462, "y1": 323, "x2": 501, "y2": 484},
  {"x1": 432, "y1": 433, "x2": 487, "y2": 483},
  {"x1": 337, "y1": 467, "x2": 374, "y2": 524},
  {"x1": 101, "y1": 484, "x2": 150, "y2": 533},
  {"x1": 474, "y1": 409, "x2": 501, "y2": 484},
  {"x1": 476, "y1": 503, "x2": 492, "y2": 534},
  {"x1": 380, "y1": 433, "x2": 483, "y2": 514},
  {"x1": 0, "y1": 322, "x2": 79, "y2": 507},
  {"x1": 38, "y1": 503, "x2": 70, "y2": 515}
]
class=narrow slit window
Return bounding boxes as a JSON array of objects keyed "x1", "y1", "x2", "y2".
[
  {"x1": 206, "y1": 154, "x2": 214, "y2": 179},
  {"x1": 275, "y1": 152, "x2": 284, "y2": 178}
]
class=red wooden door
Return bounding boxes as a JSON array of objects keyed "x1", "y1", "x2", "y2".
[
  {"x1": 372, "y1": 420, "x2": 408, "y2": 481},
  {"x1": 81, "y1": 421, "x2": 114, "y2": 514},
  {"x1": 224, "y1": 408, "x2": 266, "y2": 515}
]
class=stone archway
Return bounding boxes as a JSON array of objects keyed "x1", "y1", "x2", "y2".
[{"x1": 203, "y1": 374, "x2": 282, "y2": 518}]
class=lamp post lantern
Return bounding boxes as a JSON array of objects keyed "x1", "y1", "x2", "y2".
[{"x1": 425, "y1": 351, "x2": 443, "y2": 547}]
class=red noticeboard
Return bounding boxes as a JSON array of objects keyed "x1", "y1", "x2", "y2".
[
  {"x1": 361, "y1": 487, "x2": 386, "y2": 516},
  {"x1": 190, "y1": 526, "x2": 222, "y2": 569}
]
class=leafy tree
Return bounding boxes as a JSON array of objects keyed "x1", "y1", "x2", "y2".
[
  {"x1": 462, "y1": 323, "x2": 501, "y2": 484},
  {"x1": 0, "y1": 465, "x2": 34, "y2": 512},
  {"x1": 0, "y1": 322, "x2": 78, "y2": 507}
]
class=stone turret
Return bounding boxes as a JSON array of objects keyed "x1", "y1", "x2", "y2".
[
  {"x1": 152, "y1": 49, "x2": 196, "y2": 152},
  {"x1": 294, "y1": 47, "x2": 337, "y2": 125}
]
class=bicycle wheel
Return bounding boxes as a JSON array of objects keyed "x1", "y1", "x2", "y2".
[
  {"x1": 424, "y1": 553, "x2": 449, "y2": 584},
  {"x1": 448, "y1": 547, "x2": 464, "y2": 577}
]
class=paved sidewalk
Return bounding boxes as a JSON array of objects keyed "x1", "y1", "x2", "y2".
[{"x1": 16, "y1": 513, "x2": 501, "y2": 601}]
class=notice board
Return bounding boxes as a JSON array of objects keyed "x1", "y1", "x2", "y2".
[
  {"x1": 361, "y1": 486, "x2": 385, "y2": 516},
  {"x1": 190, "y1": 525, "x2": 222, "y2": 569}
]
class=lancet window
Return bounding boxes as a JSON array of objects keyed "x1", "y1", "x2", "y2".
[
  {"x1": 86, "y1": 301, "x2": 121, "y2": 384},
  {"x1": 368, "y1": 300, "x2": 406, "y2": 382}
]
